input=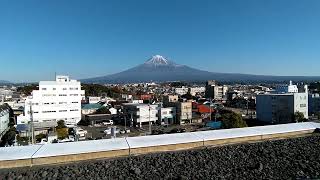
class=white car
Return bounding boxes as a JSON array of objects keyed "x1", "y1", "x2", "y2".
[{"x1": 103, "y1": 120, "x2": 114, "y2": 126}]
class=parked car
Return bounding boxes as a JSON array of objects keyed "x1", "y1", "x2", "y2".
[
  {"x1": 103, "y1": 120, "x2": 114, "y2": 126},
  {"x1": 104, "y1": 127, "x2": 120, "y2": 135}
]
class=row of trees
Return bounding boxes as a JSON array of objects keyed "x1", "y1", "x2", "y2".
[
  {"x1": 17, "y1": 84, "x2": 38, "y2": 95},
  {"x1": 81, "y1": 84, "x2": 125, "y2": 98}
]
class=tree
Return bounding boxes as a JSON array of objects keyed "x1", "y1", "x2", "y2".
[
  {"x1": 17, "y1": 84, "x2": 38, "y2": 95},
  {"x1": 57, "y1": 120, "x2": 67, "y2": 129},
  {"x1": 221, "y1": 112, "x2": 247, "y2": 129},
  {"x1": 294, "y1": 112, "x2": 306, "y2": 122},
  {"x1": 95, "y1": 106, "x2": 111, "y2": 114},
  {"x1": 56, "y1": 120, "x2": 68, "y2": 140},
  {"x1": 316, "y1": 112, "x2": 320, "y2": 120},
  {"x1": 35, "y1": 133, "x2": 46, "y2": 142},
  {"x1": 0, "y1": 126, "x2": 16, "y2": 147},
  {"x1": 181, "y1": 92, "x2": 194, "y2": 100}
]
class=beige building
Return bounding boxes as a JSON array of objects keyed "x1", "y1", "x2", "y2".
[
  {"x1": 175, "y1": 101, "x2": 192, "y2": 124},
  {"x1": 163, "y1": 95, "x2": 192, "y2": 124},
  {"x1": 163, "y1": 95, "x2": 178, "y2": 106}
]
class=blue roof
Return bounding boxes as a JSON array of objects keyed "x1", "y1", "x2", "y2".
[
  {"x1": 81, "y1": 103, "x2": 102, "y2": 110},
  {"x1": 16, "y1": 124, "x2": 29, "y2": 132}
]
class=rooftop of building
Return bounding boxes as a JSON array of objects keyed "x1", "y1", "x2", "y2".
[{"x1": 81, "y1": 103, "x2": 103, "y2": 110}]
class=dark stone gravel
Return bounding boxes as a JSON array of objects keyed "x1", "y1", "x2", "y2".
[{"x1": 1, "y1": 135, "x2": 320, "y2": 180}]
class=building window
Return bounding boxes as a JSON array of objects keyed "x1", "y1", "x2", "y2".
[
  {"x1": 63, "y1": 88, "x2": 67, "y2": 90},
  {"x1": 42, "y1": 110, "x2": 56, "y2": 113},
  {"x1": 72, "y1": 102, "x2": 78, "y2": 104},
  {"x1": 42, "y1": 88, "x2": 47, "y2": 90},
  {"x1": 53, "y1": 88, "x2": 56, "y2": 90},
  {"x1": 70, "y1": 109, "x2": 79, "y2": 112},
  {"x1": 59, "y1": 110, "x2": 68, "y2": 112},
  {"x1": 59, "y1": 94, "x2": 67, "y2": 96},
  {"x1": 300, "y1": 104, "x2": 306, "y2": 108},
  {"x1": 59, "y1": 102, "x2": 67, "y2": 104}
]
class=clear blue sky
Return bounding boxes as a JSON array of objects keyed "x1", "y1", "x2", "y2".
[{"x1": 1, "y1": 0, "x2": 320, "y2": 82}]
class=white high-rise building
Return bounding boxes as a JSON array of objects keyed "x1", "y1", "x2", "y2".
[{"x1": 17, "y1": 75, "x2": 85, "y2": 126}]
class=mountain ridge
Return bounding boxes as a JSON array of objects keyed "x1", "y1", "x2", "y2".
[{"x1": 82, "y1": 55, "x2": 320, "y2": 83}]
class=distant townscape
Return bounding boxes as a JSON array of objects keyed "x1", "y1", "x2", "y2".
[{"x1": 1, "y1": 70, "x2": 320, "y2": 146}]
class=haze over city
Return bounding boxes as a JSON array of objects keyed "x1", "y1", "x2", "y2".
[{"x1": 1, "y1": 0, "x2": 320, "y2": 82}]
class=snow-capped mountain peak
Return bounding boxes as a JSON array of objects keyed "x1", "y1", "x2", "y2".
[{"x1": 144, "y1": 55, "x2": 171, "y2": 65}]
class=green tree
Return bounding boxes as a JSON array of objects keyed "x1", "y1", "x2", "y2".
[
  {"x1": 17, "y1": 84, "x2": 38, "y2": 95},
  {"x1": 0, "y1": 126, "x2": 16, "y2": 146},
  {"x1": 57, "y1": 120, "x2": 67, "y2": 129},
  {"x1": 35, "y1": 133, "x2": 46, "y2": 142},
  {"x1": 294, "y1": 112, "x2": 306, "y2": 122},
  {"x1": 56, "y1": 120, "x2": 68, "y2": 140},
  {"x1": 95, "y1": 106, "x2": 111, "y2": 114},
  {"x1": 221, "y1": 112, "x2": 248, "y2": 129},
  {"x1": 181, "y1": 92, "x2": 194, "y2": 100},
  {"x1": 315, "y1": 112, "x2": 320, "y2": 120}
]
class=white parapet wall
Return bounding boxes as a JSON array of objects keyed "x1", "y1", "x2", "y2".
[{"x1": 0, "y1": 122, "x2": 319, "y2": 169}]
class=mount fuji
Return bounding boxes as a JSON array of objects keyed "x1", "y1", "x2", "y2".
[{"x1": 82, "y1": 55, "x2": 320, "y2": 83}]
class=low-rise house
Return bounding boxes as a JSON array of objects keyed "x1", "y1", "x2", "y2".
[
  {"x1": 123, "y1": 103, "x2": 158, "y2": 127},
  {"x1": 87, "y1": 96, "x2": 101, "y2": 104},
  {"x1": 192, "y1": 102, "x2": 215, "y2": 122},
  {"x1": 158, "y1": 107, "x2": 176, "y2": 125},
  {"x1": 81, "y1": 103, "x2": 103, "y2": 117}
]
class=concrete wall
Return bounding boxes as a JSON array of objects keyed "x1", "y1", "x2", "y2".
[{"x1": 0, "y1": 122, "x2": 319, "y2": 169}]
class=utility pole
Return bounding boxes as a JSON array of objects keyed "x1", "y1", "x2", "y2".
[
  {"x1": 29, "y1": 102, "x2": 35, "y2": 144},
  {"x1": 124, "y1": 113, "x2": 127, "y2": 132},
  {"x1": 246, "y1": 99, "x2": 249, "y2": 116},
  {"x1": 209, "y1": 98, "x2": 212, "y2": 121},
  {"x1": 148, "y1": 104, "x2": 151, "y2": 135}
]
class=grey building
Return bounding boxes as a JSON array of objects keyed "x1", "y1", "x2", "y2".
[
  {"x1": 256, "y1": 83, "x2": 308, "y2": 124},
  {"x1": 308, "y1": 93, "x2": 320, "y2": 115}
]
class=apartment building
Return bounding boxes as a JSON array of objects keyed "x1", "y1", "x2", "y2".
[
  {"x1": 205, "y1": 80, "x2": 228, "y2": 100},
  {"x1": 256, "y1": 81, "x2": 308, "y2": 124},
  {"x1": 163, "y1": 95, "x2": 178, "y2": 106},
  {"x1": 123, "y1": 103, "x2": 159, "y2": 127},
  {"x1": 176, "y1": 101, "x2": 192, "y2": 124},
  {"x1": 175, "y1": 87, "x2": 189, "y2": 96},
  {"x1": 163, "y1": 95, "x2": 192, "y2": 124},
  {"x1": 189, "y1": 87, "x2": 206, "y2": 96},
  {"x1": 308, "y1": 93, "x2": 320, "y2": 115},
  {"x1": 17, "y1": 75, "x2": 85, "y2": 126}
]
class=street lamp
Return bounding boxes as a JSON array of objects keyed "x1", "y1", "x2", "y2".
[{"x1": 148, "y1": 104, "x2": 151, "y2": 135}]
